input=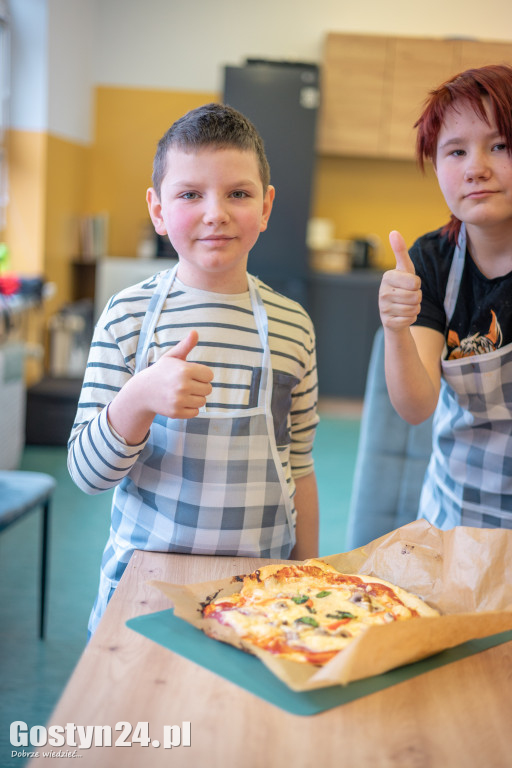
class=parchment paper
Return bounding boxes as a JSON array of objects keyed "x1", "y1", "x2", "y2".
[{"x1": 149, "y1": 520, "x2": 512, "y2": 690}]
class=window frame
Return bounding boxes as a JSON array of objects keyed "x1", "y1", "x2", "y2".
[{"x1": 0, "y1": 0, "x2": 10, "y2": 233}]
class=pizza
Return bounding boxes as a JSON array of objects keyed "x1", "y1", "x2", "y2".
[{"x1": 201, "y1": 559, "x2": 439, "y2": 665}]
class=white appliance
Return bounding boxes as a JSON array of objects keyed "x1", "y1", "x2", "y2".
[
  {"x1": 94, "y1": 257, "x2": 177, "y2": 321},
  {"x1": 0, "y1": 342, "x2": 25, "y2": 468}
]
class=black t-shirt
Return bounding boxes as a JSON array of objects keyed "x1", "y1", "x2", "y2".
[{"x1": 410, "y1": 228, "x2": 512, "y2": 359}]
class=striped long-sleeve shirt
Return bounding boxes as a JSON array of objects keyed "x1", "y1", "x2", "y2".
[{"x1": 67, "y1": 272, "x2": 319, "y2": 504}]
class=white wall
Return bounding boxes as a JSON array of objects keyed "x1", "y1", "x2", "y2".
[
  {"x1": 10, "y1": 0, "x2": 96, "y2": 143},
  {"x1": 93, "y1": 0, "x2": 512, "y2": 92},
  {"x1": 47, "y1": 0, "x2": 97, "y2": 143},
  {"x1": 10, "y1": 0, "x2": 48, "y2": 132},
  {"x1": 9, "y1": 0, "x2": 512, "y2": 141}
]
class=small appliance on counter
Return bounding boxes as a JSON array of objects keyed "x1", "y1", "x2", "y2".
[
  {"x1": 307, "y1": 219, "x2": 380, "y2": 274},
  {"x1": 350, "y1": 237, "x2": 379, "y2": 269},
  {"x1": 309, "y1": 240, "x2": 352, "y2": 274}
]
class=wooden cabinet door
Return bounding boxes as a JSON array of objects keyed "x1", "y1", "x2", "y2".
[
  {"x1": 385, "y1": 37, "x2": 459, "y2": 159},
  {"x1": 318, "y1": 33, "x2": 512, "y2": 161},
  {"x1": 456, "y1": 39, "x2": 512, "y2": 71},
  {"x1": 318, "y1": 33, "x2": 391, "y2": 157}
]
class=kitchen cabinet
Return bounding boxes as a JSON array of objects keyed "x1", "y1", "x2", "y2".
[
  {"x1": 385, "y1": 37, "x2": 458, "y2": 159},
  {"x1": 318, "y1": 33, "x2": 512, "y2": 160},
  {"x1": 310, "y1": 271, "x2": 382, "y2": 398},
  {"x1": 318, "y1": 34, "x2": 389, "y2": 157},
  {"x1": 457, "y1": 39, "x2": 512, "y2": 71}
]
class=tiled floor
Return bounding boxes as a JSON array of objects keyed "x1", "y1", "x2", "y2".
[{"x1": 0, "y1": 407, "x2": 361, "y2": 766}]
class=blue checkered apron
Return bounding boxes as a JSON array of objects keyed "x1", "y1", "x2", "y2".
[
  {"x1": 419, "y1": 223, "x2": 512, "y2": 530},
  {"x1": 88, "y1": 266, "x2": 295, "y2": 635}
]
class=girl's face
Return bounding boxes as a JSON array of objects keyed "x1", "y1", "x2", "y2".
[{"x1": 435, "y1": 99, "x2": 512, "y2": 236}]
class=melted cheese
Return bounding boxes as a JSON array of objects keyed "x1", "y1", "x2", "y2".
[{"x1": 203, "y1": 563, "x2": 436, "y2": 664}]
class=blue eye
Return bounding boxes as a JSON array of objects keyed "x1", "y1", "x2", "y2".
[
  {"x1": 180, "y1": 191, "x2": 199, "y2": 200},
  {"x1": 231, "y1": 190, "x2": 249, "y2": 198}
]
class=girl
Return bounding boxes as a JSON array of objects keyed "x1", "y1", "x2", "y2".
[{"x1": 379, "y1": 64, "x2": 512, "y2": 529}]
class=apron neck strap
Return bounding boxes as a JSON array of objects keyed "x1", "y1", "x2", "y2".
[
  {"x1": 444, "y1": 222, "x2": 466, "y2": 326},
  {"x1": 135, "y1": 265, "x2": 178, "y2": 373}
]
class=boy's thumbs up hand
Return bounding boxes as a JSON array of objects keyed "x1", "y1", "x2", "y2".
[
  {"x1": 144, "y1": 330, "x2": 213, "y2": 418},
  {"x1": 108, "y1": 330, "x2": 214, "y2": 444},
  {"x1": 164, "y1": 329, "x2": 201, "y2": 361},
  {"x1": 379, "y1": 230, "x2": 422, "y2": 331}
]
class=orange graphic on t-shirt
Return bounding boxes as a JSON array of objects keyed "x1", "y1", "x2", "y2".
[{"x1": 447, "y1": 310, "x2": 502, "y2": 359}]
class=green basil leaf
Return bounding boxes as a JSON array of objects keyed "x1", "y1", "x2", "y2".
[
  {"x1": 295, "y1": 616, "x2": 319, "y2": 627},
  {"x1": 291, "y1": 595, "x2": 309, "y2": 604},
  {"x1": 315, "y1": 590, "x2": 331, "y2": 598},
  {"x1": 326, "y1": 611, "x2": 355, "y2": 620}
]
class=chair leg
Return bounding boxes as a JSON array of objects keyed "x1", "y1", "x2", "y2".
[{"x1": 39, "y1": 499, "x2": 51, "y2": 639}]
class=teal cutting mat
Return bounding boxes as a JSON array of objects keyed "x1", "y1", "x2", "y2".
[{"x1": 126, "y1": 609, "x2": 512, "y2": 717}]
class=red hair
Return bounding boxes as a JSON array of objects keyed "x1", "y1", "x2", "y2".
[{"x1": 415, "y1": 64, "x2": 512, "y2": 241}]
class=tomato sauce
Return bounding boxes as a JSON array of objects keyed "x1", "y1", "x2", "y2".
[{"x1": 249, "y1": 635, "x2": 339, "y2": 665}]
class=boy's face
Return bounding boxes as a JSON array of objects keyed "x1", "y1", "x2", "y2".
[
  {"x1": 435, "y1": 99, "x2": 512, "y2": 236},
  {"x1": 147, "y1": 146, "x2": 274, "y2": 293}
]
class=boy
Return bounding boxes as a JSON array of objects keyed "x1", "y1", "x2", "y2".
[
  {"x1": 68, "y1": 103, "x2": 319, "y2": 636},
  {"x1": 379, "y1": 64, "x2": 512, "y2": 530}
]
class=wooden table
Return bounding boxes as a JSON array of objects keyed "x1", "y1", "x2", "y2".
[{"x1": 38, "y1": 551, "x2": 512, "y2": 767}]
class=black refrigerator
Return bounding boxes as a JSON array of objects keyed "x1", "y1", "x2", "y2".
[{"x1": 223, "y1": 60, "x2": 320, "y2": 310}]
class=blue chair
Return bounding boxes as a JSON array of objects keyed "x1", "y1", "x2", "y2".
[
  {"x1": 0, "y1": 470, "x2": 56, "y2": 638},
  {"x1": 345, "y1": 327, "x2": 434, "y2": 549}
]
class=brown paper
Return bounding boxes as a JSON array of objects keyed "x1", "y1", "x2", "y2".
[{"x1": 149, "y1": 520, "x2": 512, "y2": 690}]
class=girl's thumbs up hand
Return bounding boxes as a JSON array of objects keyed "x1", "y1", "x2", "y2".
[
  {"x1": 379, "y1": 231, "x2": 422, "y2": 331},
  {"x1": 389, "y1": 230, "x2": 416, "y2": 275}
]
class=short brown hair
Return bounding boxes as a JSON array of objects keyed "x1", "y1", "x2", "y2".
[{"x1": 152, "y1": 102, "x2": 271, "y2": 197}]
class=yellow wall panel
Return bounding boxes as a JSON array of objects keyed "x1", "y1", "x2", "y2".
[
  {"x1": 88, "y1": 87, "x2": 217, "y2": 258},
  {"x1": 6, "y1": 130, "x2": 90, "y2": 312},
  {"x1": 6, "y1": 130, "x2": 47, "y2": 275},
  {"x1": 45, "y1": 134, "x2": 90, "y2": 314},
  {"x1": 312, "y1": 155, "x2": 450, "y2": 268}
]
